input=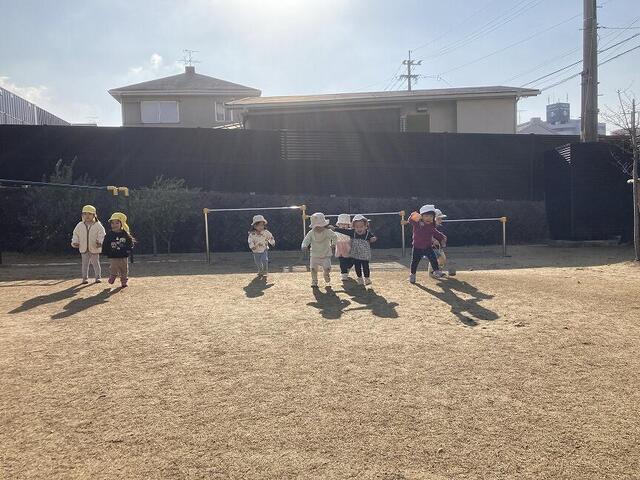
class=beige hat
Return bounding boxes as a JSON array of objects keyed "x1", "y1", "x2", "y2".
[
  {"x1": 252, "y1": 214, "x2": 268, "y2": 225},
  {"x1": 435, "y1": 209, "x2": 447, "y2": 218},
  {"x1": 351, "y1": 214, "x2": 369, "y2": 224},
  {"x1": 419, "y1": 204, "x2": 436, "y2": 215},
  {"x1": 309, "y1": 212, "x2": 330, "y2": 228},
  {"x1": 336, "y1": 213, "x2": 351, "y2": 225}
]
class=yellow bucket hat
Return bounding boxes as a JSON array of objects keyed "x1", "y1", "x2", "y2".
[
  {"x1": 108, "y1": 212, "x2": 130, "y2": 234},
  {"x1": 81, "y1": 205, "x2": 97, "y2": 220}
]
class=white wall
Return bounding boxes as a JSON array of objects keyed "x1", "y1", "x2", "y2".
[{"x1": 456, "y1": 98, "x2": 517, "y2": 134}]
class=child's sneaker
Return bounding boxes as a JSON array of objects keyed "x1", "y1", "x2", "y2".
[
  {"x1": 409, "y1": 274, "x2": 416, "y2": 284},
  {"x1": 108, "y1": 275, "x2": 116, "y2": 285},
  {"x1": 121, "y1": 277, "x2": 128, "y2": 288},
  {"x1": 356, "y1": 277, "x2": 365, "y2": 285},
  {"x1": 95, "y1": 279, "x2": 102, "y2": 284},
  {"x1": 432, "y1": 270, "x2": 446, "y2": 279},
  {"x1": 340, "y1": 273, "x2": 349, "y2": 281},
  {"x1": 311, "y1": 280, "x2": 319, "y2": 288},
  {"x1": 364, "y1": 278, "x2": 372, "y2": 285},
  {"x1": 81, "y1": 279, "x2": 89, "y2": 285}
]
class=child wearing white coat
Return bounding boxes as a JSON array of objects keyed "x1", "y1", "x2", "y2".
[
  {"x1": 248, "y1": 214, "x2": 275, "y2": 278},
  {"x1": 71, "y1": 205, "x2": 106, "y2": 284},
  {"x1": 301, "y1": 212, "x2": 337, "y2": 288}
]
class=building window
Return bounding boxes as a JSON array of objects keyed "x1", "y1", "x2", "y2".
[
  {"x1": 215, "y1": 102, "x2": 233, "y2": 122},
  {"x1": 140, "y1": 101, "x2": 179, "y2": 124}
]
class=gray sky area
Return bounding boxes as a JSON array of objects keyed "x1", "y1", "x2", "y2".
[{"x1": 1, "y1": 0, "x2": 638, "y2": 127}]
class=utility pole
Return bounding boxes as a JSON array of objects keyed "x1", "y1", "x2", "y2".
[
  {"x1": 581, "y1": 0, "x2": 598, "y2": 142},
  {"x1": 400, "y1": 50, "x2": 421, "y2": 91},
  {"x1": 632, "y1": 99, "x2": 639, "y2": 261}
]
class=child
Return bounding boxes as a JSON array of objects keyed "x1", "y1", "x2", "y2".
[
  {"x1": 333, "y1": 214, "x2": 377, "y2": 286},
  {"x1": 71, "y1": 205, "x2": 106, "y2": 284},
  {"x1": 429, "y1": 208, "x2": 455, "y2": 276},
  {"x1": 301, "y1": 212, "x2": 337, "y2": 288},
  {"x1": 248, "y1": 214, "x2": 275, "y2": 278},
  {"x1": 334, "y1": 213, "x2": 354, "y2": 281},
  {"x1": 103, "y1": 212, "x2": 134, "y2": 288},
  {"x1": 408, "y1": 204, "x2": 447, "y2": 283}
]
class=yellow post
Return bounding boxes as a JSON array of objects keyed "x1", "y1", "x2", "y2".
[
  {"x1": 399, "y1": 210, "x2": 406, "y2": 257},
  {"x1": 500, "y1": 216, "x2": 508, "y2": 257},
  {"x1": 117, "y1": 186, "x2": 130, "y2": 197},
  {"x1": 203, "y1": 208, "x2": 211, "y2": 264},
  {"x1": 106, "y1": 185, "x2": 119, "y2": 196}
]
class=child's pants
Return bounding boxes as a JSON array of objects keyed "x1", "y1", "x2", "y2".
[
  {"x1": 81, "y1": 252, "x2": 101, "y2": 280},
  {"x1": 353, "y1": 259, "x2": 370, "y2": 278},
  {"x1": 410, "y1": 248, "x2": 439, "y2": 274},
  {"x1": 109, "y1": 258, "x2": 129, "y2": 279},
  {"x1": 338, "y1": 257, "x2": 354, "y2": 274},
  {"x1": 253, "y1": 251, "x2": 269, "y2": 273},
  {"x1": 310, "y1": 256, "x2": 331, "y2": 284}
]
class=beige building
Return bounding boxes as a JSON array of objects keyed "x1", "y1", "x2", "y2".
[
  {"x1": 227, "y1": 86, "x2": 539, "y2": 134},
  {"x1": 108, "y1": 66, "x2": 260, "y2": 128}
]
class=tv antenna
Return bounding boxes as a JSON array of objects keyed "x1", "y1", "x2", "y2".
[{"x1": 180, "y1": 49, "x2": 201, "y2": 67}]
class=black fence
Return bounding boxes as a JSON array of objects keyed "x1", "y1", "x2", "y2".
[
  {"x1": 544, "y1": 141, "x2": 633, "y2": 241},
  {"x1": 0, "y1": 125, "x2": 578, "y2": 201}
]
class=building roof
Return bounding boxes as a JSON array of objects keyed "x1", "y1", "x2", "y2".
[
  {"x1": 109, "y1": 66, "x2": 261, "y2": 101},
  {"x1": 226, "y1": 86, "x2": 539, "y2": 110}
]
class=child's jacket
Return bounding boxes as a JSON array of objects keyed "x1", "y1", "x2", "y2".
[
  {"x1": 301, "y1": 228, "x2": 337, "y2": 258},
  {"x1": 103, "y1": 230, "x2": 133, "y2": 258},
  {"x1": 248, "y1": 230, "x2": 275, "y2": 253},
  {"x1": 334, "y1": 228, "x2": 375, "y2": 261},
  {"x1": 71, "y1": 221, "x2": 106, "y2": 254},
  {"x1": 409, "y1": 216, "x2": 446, "y2": 249}
]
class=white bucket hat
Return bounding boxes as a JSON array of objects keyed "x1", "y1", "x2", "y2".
[
  {"x1": 351, "y1": 214, "x2": 369, "y2": 224},
  {"x1": 435, "y1": 209, "x2": 447, "y2": 219},
  {"x1": 419, "y1": 204, "x2": 436, "y2": 215},
  {"x1": 251, "y1": 214, "x2": 268, "y2": 225},
  {"x1": 336, "y1": 213, "x2": 351, "y2": 225},
  {"x1": 309, "y1": 212, "x2": 330, "y2": 228}
]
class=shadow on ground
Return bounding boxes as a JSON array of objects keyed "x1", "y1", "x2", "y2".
[
  {"x1": 341, "y1": 280, "x2": 399, "y2": 319},
  {"x1": 243, "y1": 276, "x2": 274, "y2": 298},
  {"x1": 8, "y1": 283, "x2": 91, "y2": 314},
  {"x1": 50, "y1": 287, "x2": 123, "y2": 320},
  {"x1": 414, "y1": 277, "x2": 499, "y2": 327}
]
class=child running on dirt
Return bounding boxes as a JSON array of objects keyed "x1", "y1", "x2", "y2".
[
  {"x1": 103, "y1": 212, "x2": 134, "y2": 288},
  {"x1": 248, "y1": 214, "x2": 275, "y2": 279},
  {"x1": 332, "y1": 214, "x2": 377, "y2": 286},
  {"x1": 407, "y1": 204, "x2": 447, "y2": 283},
  {"x1": 301, "y1": 212, "x2": 337, "y2": 288},
  {"x1": 71, "y1": 205, "x2": 106, "y2": 284},
  {"x1": 429, "y1": 208, "x2": 455, "y2": 276},
  {"x1": 334, "y1": 213, "x2": 354, "y2": 281}
]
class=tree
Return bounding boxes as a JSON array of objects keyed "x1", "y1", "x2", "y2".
[
  {"x1": 603, "y1": 91, "x2": 639, "y2": 261},
  {"x1": 129, "y1": 176, "x2": 199, "y2": 254}
]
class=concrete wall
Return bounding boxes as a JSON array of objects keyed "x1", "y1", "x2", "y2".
[
  {"x1": 121, "y1": 95, "x2": 247, "y2": 127},
  {"x1": 456, "y1": 98, "x2": 516, "y2": 134}
]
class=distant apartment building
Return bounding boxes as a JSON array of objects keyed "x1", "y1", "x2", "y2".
[
  {"x1": 227, "y1": 86, "x2": 539, "y2": 134},
  {"x1": 108, "y1": 66, "x2": 261, "y2": 128},
  {"x1": 517, "y1": 102, "x2": 605, "y2": 135},
  {"x1": 0, "y1": 86, "x2": 69, "y2": 125}
]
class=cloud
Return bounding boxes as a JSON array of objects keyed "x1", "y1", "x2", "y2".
[
  {"x1": 124, "y1": 53, "x2": 182, "y2": 84},
  {"x1": 0, "y1": 76, "x2": 51, "y2": 106}
]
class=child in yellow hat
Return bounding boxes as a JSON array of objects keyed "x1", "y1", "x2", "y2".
[
  {"x1": 103, "y1": 212, "x2": 134, "y2": 287},
  {"x1": 71, "y1": 205, "x2": 106, "y2": 284}
]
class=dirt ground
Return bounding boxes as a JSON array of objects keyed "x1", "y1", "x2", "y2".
[{"x1": 1, "y1": 246, "x2": 639, "y2": 479}]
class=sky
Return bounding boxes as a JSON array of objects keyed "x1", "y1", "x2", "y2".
[{"x1": 1, "y1": 0, "x2": 638, "y2": 128}]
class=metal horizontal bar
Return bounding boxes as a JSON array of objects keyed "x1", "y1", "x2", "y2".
[
  {"x1": 204, "y1": 206, "x2": 302, "y2": 213},
  {"x1": 324, "y1": 212, "x2": 401, "y2": 218},
  {"x1": 0, "y1": 178, "x2": 109, "y2": 191},
  {"x1": 443, "y1": 218, "x2": 503, "y2": 223}
]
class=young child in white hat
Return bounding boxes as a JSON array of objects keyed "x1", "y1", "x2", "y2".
[
  {"x1": 248, "y1": 214, "x2": 275, "y2": 278},
  {"x1": 333, "y1": 214, "x2": 377, "y2": 285},
  {"x1": 429, "y1": 209, "x2": 455, "y2": 276},
  {"x1": 334, "y1": 213, "x2": 354, "y2": 281},
  {"x1": 301, "y1": 212, "x2": 337, "y2": 288},
  {"x1": 71, "y1": 205, "x2": 106, "y2": 284},
  {"x1": 407, "y1": 204, "x2": 447, "y2": 282}
]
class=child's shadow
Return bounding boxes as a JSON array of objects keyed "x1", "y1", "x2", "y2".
[
  {"x1": 307, "y1": 287, "x2": 351, "y2": 320},
  {"x1": 414, "y1": 278, "x2": 498, "y2": 327},
  {"x1": 243, "y1": 276, "x2": 273, "y2": 298},
  {"x1": 342, "y1": 281, "x2": 399, "y2": 319},
  {"x1": 51, "y1": 288, "x2": 121, "y2": 320},
  {"x1": 9, "y1": 283, "x2": 90, "y2": 314}
]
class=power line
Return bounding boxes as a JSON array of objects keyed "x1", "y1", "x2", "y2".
[
  {"x1": 439, "y1": 10, "x2": 581, "y2": 76},
  {"x1": 539, "y1": 43, "x2": 640, "y2": 92}
]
